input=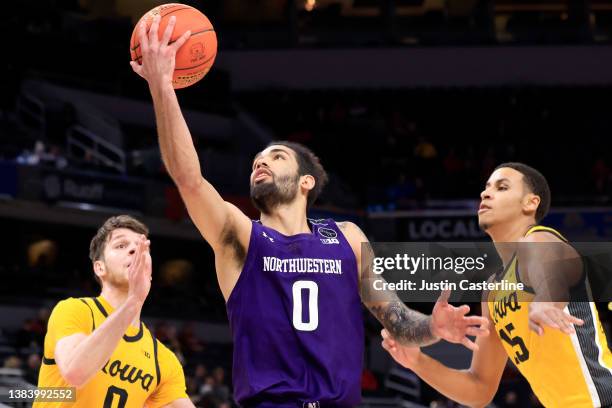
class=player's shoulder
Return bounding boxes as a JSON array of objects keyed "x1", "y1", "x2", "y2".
[
  {"x1": 521, "y1": 232, "x2": 559, "y2": 243},
  {"x1": 47, "y1": 297, "x2": 94, "y2": 329},
  {"x1": 335, "y1": 220, "x2": 362, "y2": 234},
  {"x1": 336, "y1": 220, "x2": 368, "y2": 243},
  {"x1": 521, "y1": 225, "x2": 567, "y2": 243},
  {"x1": 153, "y1": 337, "x2": 172, "y2": 355},
  {"x1": 153, "y1": 336, "x2": 183, "y2": 370},
  {"x1": 520, "y1": 225, "x2": 580, "y2": 263},
  {"x1": 51, "y1": 297, "x2": 91, "y2": 314}
]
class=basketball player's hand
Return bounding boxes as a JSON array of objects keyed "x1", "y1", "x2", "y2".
[
  {"x1": 381, "y1": 329, "x2": 421, "y2": 368},
  {"x1": 127, "y1": 235, "x2": 152, "y2": 306},
  {"x1": 430, "y1": 290, "x2": 489, "y2": 351},
  {"x1": 528, "y1": 302, "x2": 584, "y2": 336},
  {"x1": 130, "y1": 14, "x2": 191, "y2": 87}
]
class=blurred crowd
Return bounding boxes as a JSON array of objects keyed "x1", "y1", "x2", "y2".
[
  {"x1": 241, "y1": 88, "x2": 612, "y2": 210},
  {"x1": 5, "y1": 86, "x2": 612, "y2": 216}
]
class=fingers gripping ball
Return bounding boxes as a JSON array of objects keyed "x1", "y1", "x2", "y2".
[{"x1": 130, "y1": 3, "x2": 217, "y2": 89}]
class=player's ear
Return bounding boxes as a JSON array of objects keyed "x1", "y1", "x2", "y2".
[
  {"x1": 93, "y1": 260, "x2": 105, "y2": 280},
  {"x1": 300, "y1": 174, "x2": 315, "y2": 192},
  {"x1": 523, "y1": 193, "x2": 540, "y2": 217}
]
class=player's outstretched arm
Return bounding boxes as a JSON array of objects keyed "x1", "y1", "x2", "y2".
[
  {"x1": 519, "y1": 232, "x2": 584, "y2": 335},
  {"x1": 130, "y1": 15, "x2": 250, "y2": 253},
  {"x1": 381, "y1": 302, "x2": 508, "y2": 407},
  {"x1": 340, "y1": 222, "x2": 488, "y2": 349},
  {"x1": 54, "y1": 237, "x2": 151, "y2": 388}
]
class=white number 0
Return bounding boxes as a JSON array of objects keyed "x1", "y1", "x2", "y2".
[{"x1": 292, "y1": 280, "x2": 319, "y2": 331}]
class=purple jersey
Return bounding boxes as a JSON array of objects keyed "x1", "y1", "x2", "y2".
[{"x1": 226, "y1": 218, "x2": 364, "y2": 407}]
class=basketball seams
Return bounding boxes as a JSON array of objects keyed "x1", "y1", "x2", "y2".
[
  {"x1": 161, "y1": 6, "x2": 211, "y2": 20},
  {"x1": 160, "y1": 6, "x2": 193, "y2": 18},
  {"x1": 172, "y1": 28, "x2": 215, "y2": 42},
  {"x1": 134, "y1": 51, "x2": 215, "y2": 71},
  {"x1": 131, "y1": 28, "x2": 215, "y2": 53}
]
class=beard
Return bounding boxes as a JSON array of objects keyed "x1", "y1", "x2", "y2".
[
  {"x1": 250, "y1": 173, "x2": 300, "y2": 215},
  {"x1": 104, "y1": 267, "x2": 129, "y2": 291}
]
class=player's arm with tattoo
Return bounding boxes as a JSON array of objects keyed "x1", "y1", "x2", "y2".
[{"x1": 339, "y1": 221, "x2": 489, "y2": 350}]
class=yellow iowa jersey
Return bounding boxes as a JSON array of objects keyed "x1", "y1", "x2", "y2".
[
  {"x1": 487, "y1": 226, "x2": 612, "y2": 408},
  {"x1": 34, "y1": 296, "x2": 188, "y2": 408}
]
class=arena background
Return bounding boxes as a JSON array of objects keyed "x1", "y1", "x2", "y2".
[{"x1": 1, "y1": 0, "x2": 612, "y2": 407}]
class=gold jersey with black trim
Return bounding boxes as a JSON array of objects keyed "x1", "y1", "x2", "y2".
[
  {"x1": 487, "y1": 225, "x2": 612, "y2": 408},
  {"x1": 34, "y1": 296, "x2": 188, "y2": 408}
]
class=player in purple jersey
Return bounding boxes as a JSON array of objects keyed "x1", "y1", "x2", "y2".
[{"x1": 131, "y1": 16, "x2": 490, "y2": 407}]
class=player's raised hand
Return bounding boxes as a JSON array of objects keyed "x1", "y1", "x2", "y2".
[
  {"x1": 130, "y1": 14, "x2": 191, "y2": 87},
  {"x1": 430, "y1": 290, "x2": 490, "y2": 351},
  {"x1": 381, "y1": 329, "x2": 422, "y2": 368},
  {"x1": 528, "y1": 302, "x2": 584, "y2": 336},
  {"x1": 127, "y1": 235, "x2": 152, "y2": 305}
]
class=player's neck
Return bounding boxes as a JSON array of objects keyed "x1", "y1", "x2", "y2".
[
  {"x1": 99, "y1": 286, "x2": 141, "y2": 327},
  {"x1": 260, "y1": 202, "x2": 310, "y2": 236},
  {"x1": 488, "y1": 219, "x2": 535, "y2": 266}
]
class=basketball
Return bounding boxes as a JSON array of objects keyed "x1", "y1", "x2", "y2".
[{"x1": 130, "y1": 3, "x2": 217, "y2": 89}]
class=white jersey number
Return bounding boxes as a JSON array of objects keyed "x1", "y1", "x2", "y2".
[{"x1": 292, "y1": 280, "x2": 319, "y2": 331}]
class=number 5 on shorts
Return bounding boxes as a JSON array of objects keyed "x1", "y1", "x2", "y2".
[{"x1": 292, "y1": 281, "x2": 319, "y2": 331}]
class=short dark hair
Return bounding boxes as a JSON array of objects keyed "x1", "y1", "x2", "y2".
[
  {"x1": 89, "y1": 215, "x2": 149, "y2": 286},
  {"x1": 495, "y1": 162, "x2": 551, "y2": 222},
  {"x1": 265, "y1": 141, "x2": 329, "y2": 208}
]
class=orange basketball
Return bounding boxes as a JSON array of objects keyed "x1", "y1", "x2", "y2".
[{"x1": 130, "y1": 3, "x2": 217, "y2": 89}]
